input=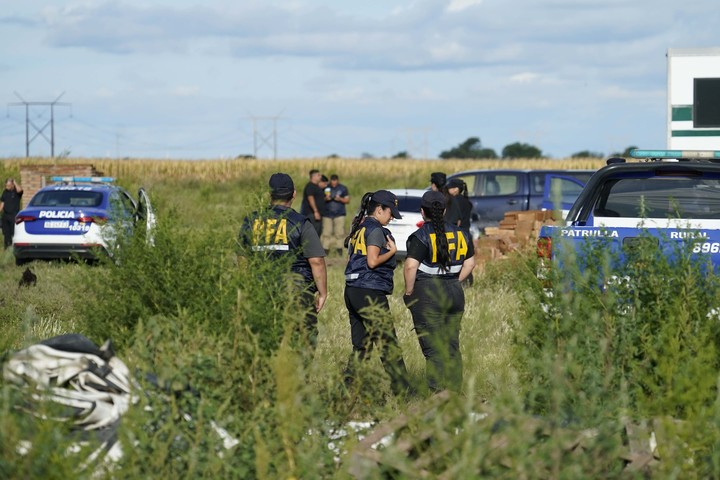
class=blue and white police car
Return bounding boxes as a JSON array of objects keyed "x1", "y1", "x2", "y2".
[
  {"x1": 13, "y1": 176, "x2": 154, "y2": 265},
  {"x1": 538, "y1": 149, "x2": 720, "y2": 278}
]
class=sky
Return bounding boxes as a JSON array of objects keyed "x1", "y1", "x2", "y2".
[{"x1": 0, "y1": 0, "x2": 719, "y2": 160}]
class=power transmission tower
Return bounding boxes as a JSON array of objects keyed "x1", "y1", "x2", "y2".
[
  {"x1": 8, "y1": 92, "x2": 71, "y2": 157},
  {"x1": 405, "y1": 127, "x2": 431, "y2": 160},
  {"x1": 249, "y1": 114, "x2": 285, "y2": 160}
]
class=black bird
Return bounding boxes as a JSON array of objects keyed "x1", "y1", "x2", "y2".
[{"x1": 19, "y1": 267, "x2": 37, "y2": 287}]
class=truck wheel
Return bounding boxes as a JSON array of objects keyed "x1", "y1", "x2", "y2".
[{"x1": 15, "y1": 257, "x2": 29, "y2": 266}]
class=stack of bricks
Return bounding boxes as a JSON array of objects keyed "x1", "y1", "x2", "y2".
[
  {"x1": 19, "y1": 164, "x2": 102, "y2": 208},
  {"x1": 474, "y1": 210, "x2": 558, "y2": 266}
]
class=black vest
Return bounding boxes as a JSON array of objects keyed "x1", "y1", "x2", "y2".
[
  {"x1": 410, "y1": 222, "x2": 470, "y2": 280},
  {"x1": 240, "y1": 205, "x2": 314, "y2": 285},
  {"x1": 345, "y1": 217, "x2": 396, "y2": 294}
]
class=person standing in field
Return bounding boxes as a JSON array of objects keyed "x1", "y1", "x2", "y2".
[
  {"x1": 445, "y1": 178, "x2": 473, "y2": 231},
  {"x1": 343, "y1": 190, "x2": 411, "y2": 395},
  {"x1": 403, "y1": 190, "x2": 475, "y2": 393},
  {"x1": 445, "y1": 178, "x2": 475, "y2": 286},
  {"x1": 1, "y1": 178, "x2": 23, "y2": 249},
  {"x1": 430, "y1": 172, "x2": 446, "y2": 192},
  {"x1": 238, "y1": 172, "x2": 328, "y2": 348},
  {"x1": 300, "y1": 169, "x2": 325, "y2": 236},
  {"x1": 321, "y1": 174, "x2": 350, "y2": 256}
]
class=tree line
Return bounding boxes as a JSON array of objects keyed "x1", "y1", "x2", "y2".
[{"x1": 433, "y1": 137, "x2": 637, "y2": 160}]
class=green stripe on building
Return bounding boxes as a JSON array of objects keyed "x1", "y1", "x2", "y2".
[
  {"x1": 671, "y1": 105, "x2": 693, "y2": 121},
  {"x1": 672, "y1": 130, "x2": 720, "y2": 137}
]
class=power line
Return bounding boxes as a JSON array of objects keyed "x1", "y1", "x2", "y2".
[
  {"x1": 283, "y1": 124, "x2": 345, "y2": 156},
  {"x1": 58, "y1": 116, "x2": 246, "y2": 156}
]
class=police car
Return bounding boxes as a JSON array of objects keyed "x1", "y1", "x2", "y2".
[
  {"x1": 13, "y1": 176, "x2": 154, "y2": 265},
  {"x1": 538, "y1": 149, "x2": 720, "y2": 277}
]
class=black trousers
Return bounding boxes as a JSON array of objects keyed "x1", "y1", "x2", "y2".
[
  {"x1": 344, "y1": 286, "x2": 409, "y2": 394},
  {"x1": 308, "y1": 216, "x2": 322, "y2": 237},
  {"x1": 299, "y1": 288, "x2": 318, "y2": 349},
  {"x1": 404, "y1": 277, "x2": 465, "y2": 392},
  {"x1": 2, "y1": 214, "x2": 15, "y2": 248}
]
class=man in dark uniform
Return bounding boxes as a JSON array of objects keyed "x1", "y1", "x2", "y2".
[
  {"x1": 1, "y1": 178, "x2": 23, "y2": 249},
  {"x1": 239, "y1": 172, "x2": 328, "y2": 348},
  {"x1": 322, "y1": 174, "x2": 350, "y2": 256},
  {"x1": 300, "y1": 169, "x2": 324, "y2": 236}
]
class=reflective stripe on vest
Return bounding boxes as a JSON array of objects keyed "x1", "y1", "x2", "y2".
[
  {"x1": 345, "y1": 273, "x2": 360, "y2": 281},
  {"x1": 418, "y1": 263, "x2": 462, "y2": 275},
  {"x1": 252, "y1": 245, "x2": 290, "y2": 251}
]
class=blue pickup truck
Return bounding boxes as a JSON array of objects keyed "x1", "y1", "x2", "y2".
[
  {"x1": 537, "y1": 149, "x2": 720, "y2": 277},
  {"x1": 446, "y1": 169, "x2": 595, "y2": 230}
]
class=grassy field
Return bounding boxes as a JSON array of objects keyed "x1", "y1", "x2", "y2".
[{"x1": 2, "y1": 156, "x2": 720, "y2": 478}]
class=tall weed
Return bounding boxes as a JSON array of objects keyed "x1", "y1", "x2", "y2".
[{"x1": 517, "y1": 230, "x2": 720, "y2": 474}]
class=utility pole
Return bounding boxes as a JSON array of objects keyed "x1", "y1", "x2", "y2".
[
  {"x1": 249, "y1": 114, "x2": 285, "y2": 160},
  {"x1": 8, "y1": 92, "x2": 71, "y2": 157}
]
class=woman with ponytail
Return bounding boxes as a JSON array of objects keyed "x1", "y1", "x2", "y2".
[
  {"x1": 344, "y1": 190, "x2": 410, "y2": 396},
  {"x1": 403, "y1": 190, "x2": 475, "y2": 392}
]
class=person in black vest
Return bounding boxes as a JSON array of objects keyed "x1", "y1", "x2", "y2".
[
  {"x1": 300, "y1": 169, "x2": 325, "y2": 236},
  {"x1": 445, "y1": 178, "x2": 472, "y2": 231},
  {"x1": 344, "y1": 190, "x2": 410, "y2": 395},
  {"x1": 430, "y1": 172, "x2": 446, "y2": 192},
  {"x1": 445, "y1": 178, "x2": 475, "y2": 286},
  {"x1": 239, "y1": 173, "x2": 328, "y2": 348},
  {"x1": 321, "y1": 174, "x2": 350, "y2": 256},
  {"x1": 1, "y1": 178, "x2": 23, "y2": 249},
  {"x1": 403, "y1": 190, "x2": 475, "y2": 392}
]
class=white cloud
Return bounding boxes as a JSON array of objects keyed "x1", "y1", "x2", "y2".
[
  {"x1": 171, "y1": 85, "x2": 201, "y2": 97},
  {"x1": 428, "y1": 41, "x2": 470, "y2": 63},
  {"x1": 321, "y1": 86, "x2": 368, "y2": 104},
  {"x1": 446, "y1": 0, "x2": 483, "y2": 13},
  {"x1": 93, "y1": 87, "x2": 115, "y2": 98},
  {"x1": 509, "y1": 72, "x2": 540, "y2": 84}
]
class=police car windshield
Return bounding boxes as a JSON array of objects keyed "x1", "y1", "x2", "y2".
[
  {"x1": 595, "y1": 176, "x2": 720, "y2": 219},
  {"x1": 30, "y1": 190, "x2": 104, "y2": 208}
]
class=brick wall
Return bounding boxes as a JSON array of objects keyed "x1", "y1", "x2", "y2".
[{"x1": 19, "y1": 165, "x2": 103, "y2": 208}]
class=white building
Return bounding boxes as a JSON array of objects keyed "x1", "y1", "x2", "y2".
[{"x1": 667, "y1": 48, "x2": 720, "y2": 150}]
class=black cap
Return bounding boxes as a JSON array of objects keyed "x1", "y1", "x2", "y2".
[
  {"x1": 320, "y1": 175, "x2": 329, "y2": 182},
  {"x1": 372, "y1": 190, "x2": 402, "y2": 219},
  {"x1": 421, "y1": 190, "x2": 446, "y2": 209},
  {"x1": 269, "y1": 172, "x2": 294, "y2": 195},
  {"x1": 446, "y1": 178, "x2": 464, "y2": 189},
  {"x1": 430, "y1": 172, "x2": 446, "y2": 188}
]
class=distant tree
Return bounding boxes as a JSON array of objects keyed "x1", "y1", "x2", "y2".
[
  {"x1": 327, "y1": 153, "x2": 340, "y2": 159},
  {"x1": 571, "y1": 150, "x2": 604, "y2": 158},
  {"x1": 439, "y1": 137, "x2": 498, "y2": 159},
  {"x1": 361, "y1": 152, "x2": 375, "y2": 159},
  {"x1": 236, "y1": 154, "x2": 255, "y2": 159},
  {"x1": 392, "y1": 151, "x2": 410, "y2": 159},
  {"x1": 610, "y1": 145, "x2": 638, "y2": 158},
  {"x1": 502, "y1": 142, "x2": 543, "y2": 159}
]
